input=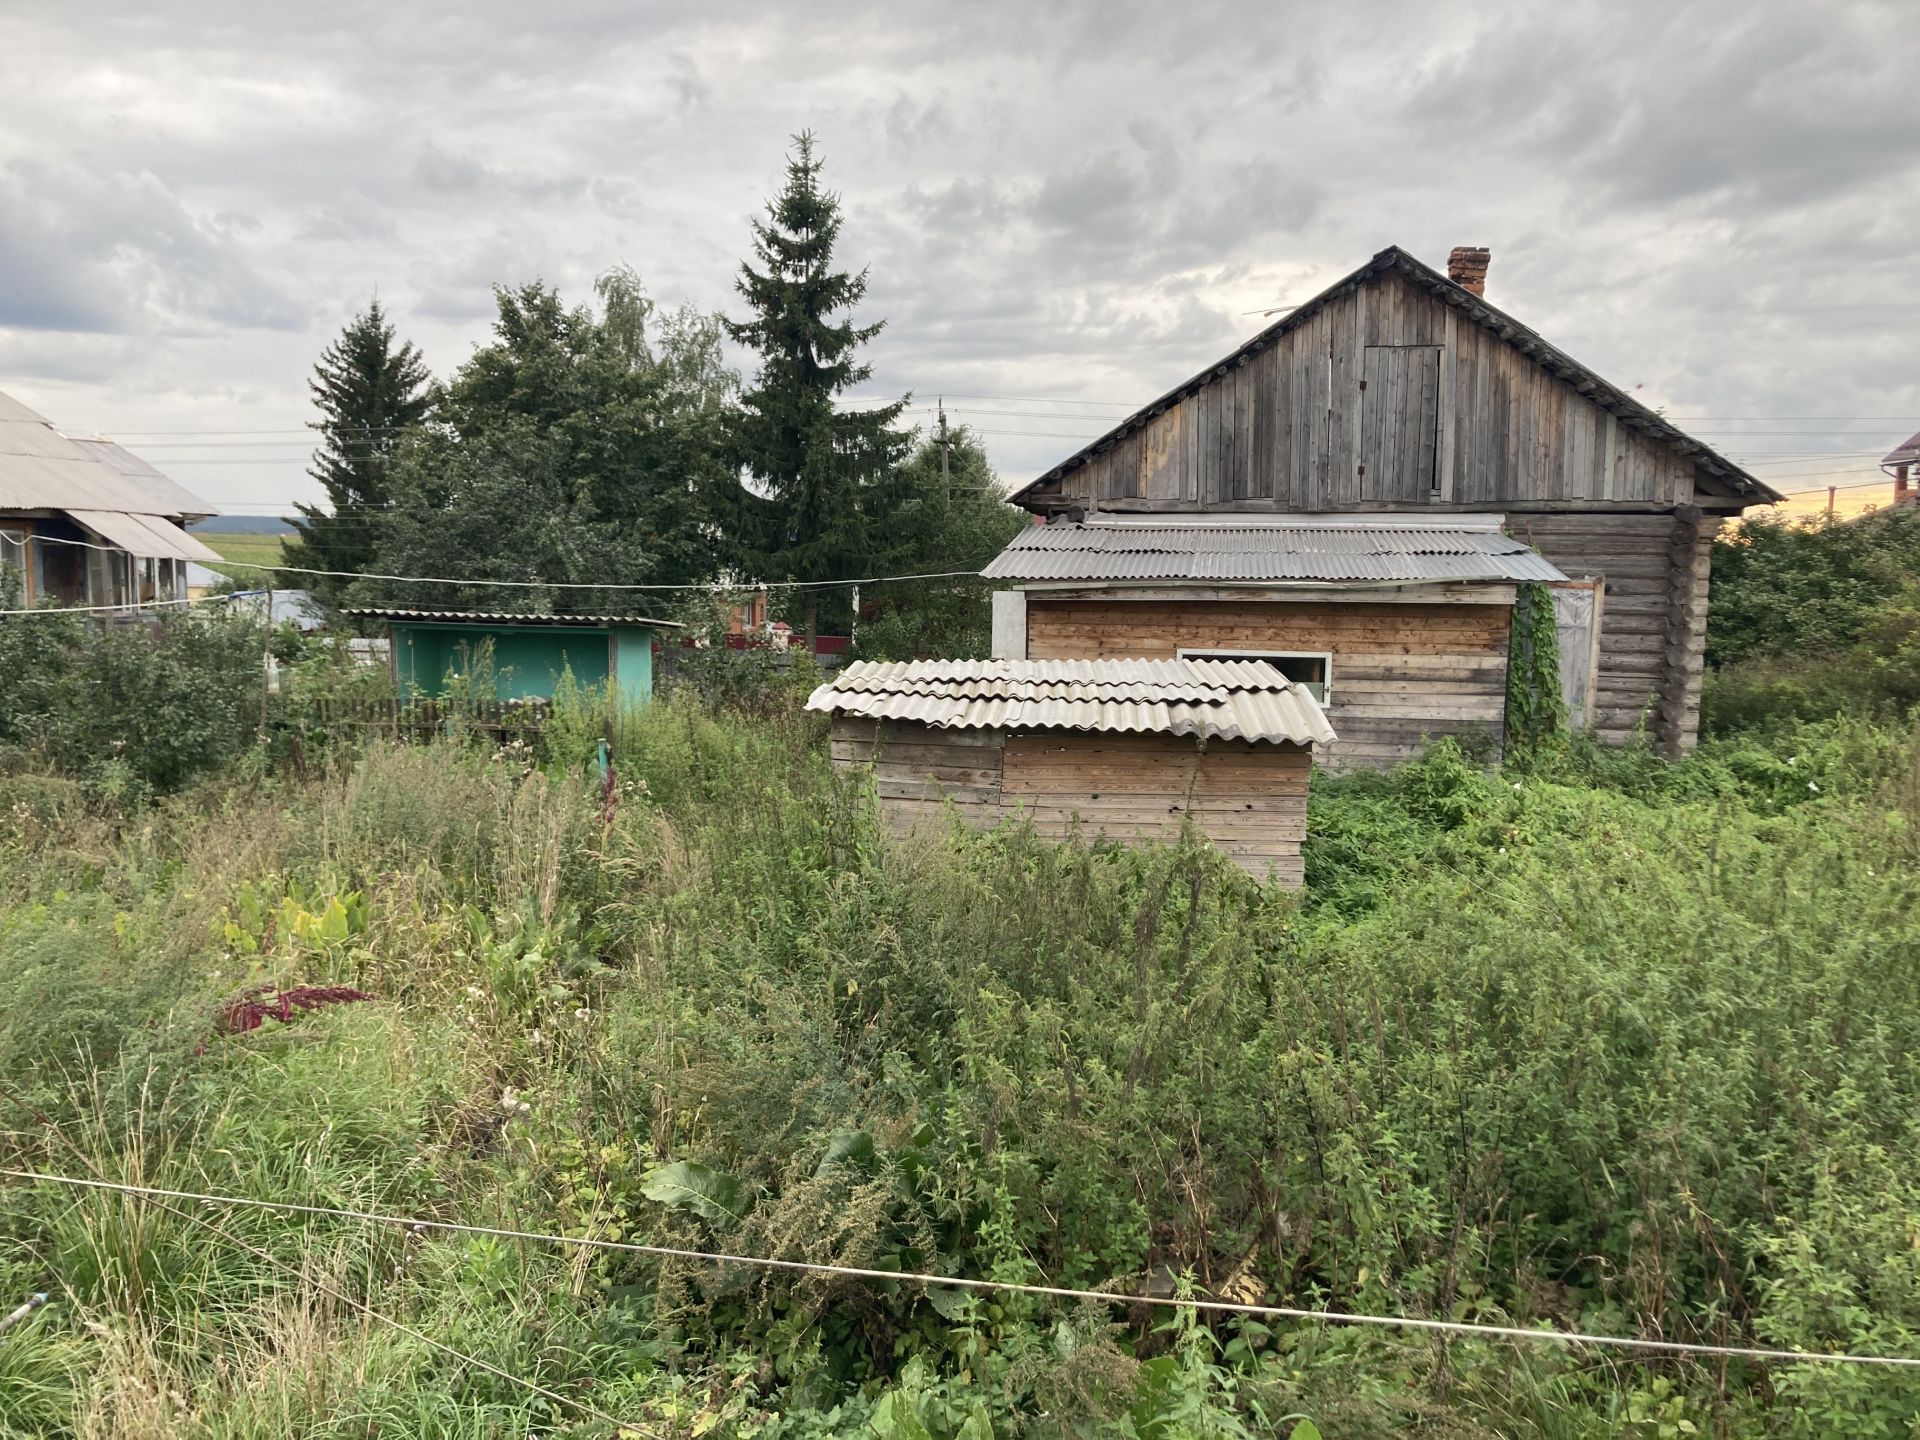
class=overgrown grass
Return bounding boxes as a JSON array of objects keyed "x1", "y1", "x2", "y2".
[{"x1": 4, "y1": 701, "x2": 1920, "y2": 1435}]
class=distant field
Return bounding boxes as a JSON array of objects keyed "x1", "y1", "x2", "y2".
[{"x1": 202, "y1": 531, "x2": 289, "y2": 582}]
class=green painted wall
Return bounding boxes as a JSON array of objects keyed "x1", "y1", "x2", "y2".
[
  {"x1": 391, "y1": 622, "x2": 658, "y2": 705},
  {"x1": 612, "y1": 625, "x2": 653, "y2": 705}
]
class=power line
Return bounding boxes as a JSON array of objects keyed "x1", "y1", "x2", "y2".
[
  {"x1": 8, "y1": 530, "x2": 992, "y2": 596},
  {"x1": 7, "y1": 1169, "x2": 1916, "y2": 1370},
  {"x1": 1771, "y1": 475, "x2": 1908, "y2": 499},
  {"x1": 0, "y1": 595, "x2": 215, "y2": 618}
]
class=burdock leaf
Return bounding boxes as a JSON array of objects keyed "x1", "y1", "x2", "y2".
[{"x1": 640, "y1": 1161, "x2": 748, "y2": 1226}]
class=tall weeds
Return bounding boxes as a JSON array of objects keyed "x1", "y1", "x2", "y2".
[{"x1": 4, "y1": 698, "x2": 1920, "y2": 1434}]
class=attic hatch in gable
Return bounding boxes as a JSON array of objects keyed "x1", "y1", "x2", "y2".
[{"x1": 1359, "y1": 345, "x2": 1442, "y2": 501}]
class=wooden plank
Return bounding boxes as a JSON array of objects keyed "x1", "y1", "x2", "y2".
[
  {"x1": 1359, "y1": 347, "x2": 1384, "y2": 502},
  {"x1": 873, "y1": 777, "x2": 999, "y2": 804},
  {"x1": 831, "y1": 735, "x2": 1007, "y2": 760},
  {"x1": 1252, "y1": 348, "x2": 1279, "y2": 502},
  {"x1": 1341, "y1": 285, "x2": 1366, "y2": 505},
  {"x1": 831, "y1": 719, "x2": 1004, "y2": 750},
  {"x1": 1415, "y1": 345, "x2": 1440, "y2": 496}
]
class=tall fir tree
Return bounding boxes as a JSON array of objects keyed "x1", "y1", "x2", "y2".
[
  {"x1": 725, "y1": 131, "x2": 910, "y2": 645},
  {"x1": 284, "y1": 300, "x2": 431, "y2": 607}
]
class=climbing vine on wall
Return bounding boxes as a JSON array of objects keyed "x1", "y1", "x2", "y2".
[{"x1": 1506, "y1": 582, "x2": 1567, "y2": 752}]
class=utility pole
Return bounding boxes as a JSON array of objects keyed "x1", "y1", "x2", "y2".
[
  {"x1": 938, "y1": 398, "x2": 949, "y2": 484},
  {"x1": 260, "y1": 585, "x2": 273, "y2": 737},
  {"x1": 1827, "y1": 485, "x2": 1837, "y2": 519}
]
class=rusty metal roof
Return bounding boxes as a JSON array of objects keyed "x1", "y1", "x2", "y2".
[
  {"x1": 1884, "y1": 431, "x2": 1920, "y2": 469},
  {"x1": 982, "y1": 518, "x2": 1567, "y2": 584},
  {"x1": 807, "y1": 657, "x2": 1335, "y2": 746},
  {"x1": 346, "y1": 608, "x2": 684, "y2": 628}
]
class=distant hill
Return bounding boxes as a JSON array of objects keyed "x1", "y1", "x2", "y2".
[{"x1": 191, "y1": 515, "x2": 296, "y2": 535}]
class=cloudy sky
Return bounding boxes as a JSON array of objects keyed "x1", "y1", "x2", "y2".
[{"x1": 2, "y1": 0, "x2": 1916, "y2": 521}]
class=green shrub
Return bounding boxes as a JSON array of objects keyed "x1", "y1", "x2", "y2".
[{"x1": 0, "y1": 609, "x2": 265, "y2": 795}]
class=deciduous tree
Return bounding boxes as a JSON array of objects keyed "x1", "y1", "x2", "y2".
[{"x1": 361, "y1": 271, "x2": 735, "y2": 613}]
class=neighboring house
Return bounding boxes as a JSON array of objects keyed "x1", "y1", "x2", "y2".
[
  {"x1": 987, "y1": 246, "x2": 1782, "y2": 761},
  {"x1": 346, "y1": 609, "x2": 683, "y2": 706},
  {"x1": 224, "y1": 588, "x2": 329, "y2": 632},
  {"x1": 0, "y1": 388, "x2": 222, "y2": 609},
  {"x1": 807, "y1": 657, "x2": 1335, "y2": 885},
  {"x1": 184, "y1": 561, "x2": 227, "y2": 599},
  {"x1": 1883, "y1": 431, "x2": 1920, "y2": 508}
]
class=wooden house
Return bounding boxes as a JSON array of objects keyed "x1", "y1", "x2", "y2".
[
  {"x1": 807, "y1": 657, "x2": 1335, "y2": 885},
  {"x1": 0, "y1": 389, "x2": 221, "y2": 611},
  {"x1": 990, "y1": 246, "x2": 1781, "y2": 760}
]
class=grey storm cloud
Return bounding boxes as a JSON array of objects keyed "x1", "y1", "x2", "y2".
[
  {"x1": 0, "y1": 0, "x2": 1915, "y2": 509},
  {"x1": 0, "y1": 159, "x2": 303, "y2": 335}
]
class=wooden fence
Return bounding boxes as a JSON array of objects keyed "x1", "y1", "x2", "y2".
[{"x1": 304, "y1": 696, "x2": 550, "y2": 739}]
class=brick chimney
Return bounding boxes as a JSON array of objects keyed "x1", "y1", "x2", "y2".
[{"x1": 1448, "y1": 246, "x2": 1491, "y2": 296}]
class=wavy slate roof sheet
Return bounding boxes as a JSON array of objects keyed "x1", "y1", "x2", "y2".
[
  {"x1": 347, "y1": 608, "x2": 684, "y2": 628},
  {"x1": 981, "y1": 519, "x2": 1567, "y2": 584},
  {"x1": 807, "y1": 657, "x2": 1335, "y2": 747}
]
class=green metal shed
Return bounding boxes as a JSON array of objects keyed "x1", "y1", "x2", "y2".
[{"x1": 347, "y1": 609, "x2": 682, "y2": 706}]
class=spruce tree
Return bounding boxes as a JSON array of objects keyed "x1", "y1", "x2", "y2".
[
  {"x1": 725, "y1": 132, "x2": 910, "y2": 646},
  {"x1": 285, "y1": 300, "x2": 431, "y2": 607}
]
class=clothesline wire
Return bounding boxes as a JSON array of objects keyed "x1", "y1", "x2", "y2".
[
  {"x1": 0, "y1": 529, "x2": 990, "y2": 617},
  {"x1": 6, "y1": 1168, "x2": 1917, "y2": 1370},
  {"x1": 133, "y1": 1189, "x2": 648, "y2": 1435}
]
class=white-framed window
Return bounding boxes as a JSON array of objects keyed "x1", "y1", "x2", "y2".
[{"x1": 1178, "y1": 647, "x2": 1333, "y2": 703}]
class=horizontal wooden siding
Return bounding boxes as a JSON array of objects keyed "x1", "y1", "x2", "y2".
[
  {"x1": 1511, "y1": 513, "x2": 1719, "y2": 751},
  {"x1": 827, "y1": 716, "x2": 1310, "y2": 885},
  {"x1": 1025, "y1": 598, "x2": 1510, "y2": 769}
]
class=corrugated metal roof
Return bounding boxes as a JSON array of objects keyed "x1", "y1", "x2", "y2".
[
  {"x1": 346, "y1": 608, "x2": 684, "y2": 629},
  {"x1": 982, "y1": 519, "x2": 1567, "y2": 584},
  {"x1": 0, "y1": 389, "x2": 215, "y2": 519},
  {"x1": 66, "y1": 436, "x2": 217, "y2": 518},
  {"x1": 68, "y1": 509, "x2": 222, "y2": 563},
  {"x1": 807, "y1": 657, "x2": 1335, "y2": 747}
]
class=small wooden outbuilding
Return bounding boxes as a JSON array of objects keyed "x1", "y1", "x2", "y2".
[
  {"x1": 347, "y1": 608, "x2": 682, "y2": 706},
  {"x1": 807, "y1": 657, "x2": 1335, "y2": 886}
]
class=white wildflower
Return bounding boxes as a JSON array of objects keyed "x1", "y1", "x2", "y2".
[
  {"x1": 574, "y1": 1007, "x2": 591, "y2": 1023},
  {"x1": 1808, "y1": 781, "x2": 1820, "y2": 793}
]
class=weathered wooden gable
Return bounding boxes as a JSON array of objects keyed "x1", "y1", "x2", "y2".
[{"x1": 1028, "y1": 265, "x2": 1732, "y2": 514}]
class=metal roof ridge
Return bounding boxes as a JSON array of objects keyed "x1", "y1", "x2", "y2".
[
  {"x1": 1083, "y1": 512, "x2": 1510, "y2": 530},
  {"x1": 345, "y1": 607, "x2": 685, "y2": 628}
]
